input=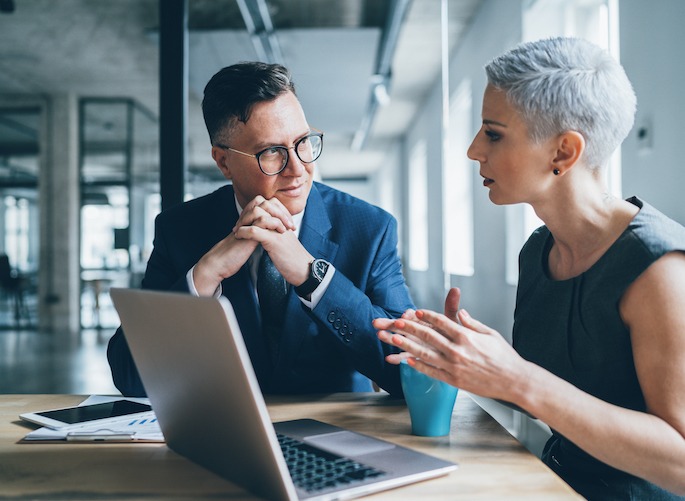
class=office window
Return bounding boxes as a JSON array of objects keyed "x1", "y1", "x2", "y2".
[
  {"x1": 506, "y1": 0, "x2": 620, "y2": 285},
  {"x1": 408, "y1": 140, "x2": 428, "y2": 271},
  {"x1": 3, "y1": 196, "x2": 30, "y2": 270},
  {"x1": 80, "y1": 188, "x2": 129, "y2": 270},
  {"x1": 0, "y1": 107, "x2": 40, "y2": 277},
  {"x1": 442, "y1": 79, "x2": 474, "y2": 277}
]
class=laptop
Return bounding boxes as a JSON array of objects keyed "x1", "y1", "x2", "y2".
[{"x1": 109, "y1": 288, "x2": 457, "y2": 501}]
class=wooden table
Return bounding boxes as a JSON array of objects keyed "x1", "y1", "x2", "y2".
[{"x1": 0, "y1": 393, "x2": 580, "y2": 500}]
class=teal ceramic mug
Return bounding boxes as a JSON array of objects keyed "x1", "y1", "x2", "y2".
[{"x1": 400, "y1": 360, "x2": 458, "y2": 436}]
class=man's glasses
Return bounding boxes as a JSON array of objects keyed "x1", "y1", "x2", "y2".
[{"x1": 216, "y1": 130, "x2": 324, "y2": 176}]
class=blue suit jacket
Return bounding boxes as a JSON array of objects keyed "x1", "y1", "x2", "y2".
[{"x1": 107, "y1": 182, "x2": 414, "y2": 397}]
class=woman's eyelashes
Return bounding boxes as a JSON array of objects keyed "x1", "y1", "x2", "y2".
[{"x1": 484, "y1": 129, "x2": 501, "y2": 142}]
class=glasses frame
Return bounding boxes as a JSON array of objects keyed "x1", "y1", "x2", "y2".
[{"x1": 215, "y1": 129, "x2": 324, "y2": 176}]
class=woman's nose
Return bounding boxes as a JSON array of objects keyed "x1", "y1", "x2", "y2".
[{"x1": 467, "y1": 133, "x2": 484, "y2": 162}]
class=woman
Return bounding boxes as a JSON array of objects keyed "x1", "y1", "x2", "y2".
[{"x1": 374, "y1": 37, "x2": 685, "y2": 499}]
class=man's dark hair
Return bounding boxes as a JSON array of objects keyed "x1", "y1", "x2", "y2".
[{"x1": 202, "y1": 61, "x2": 296, "y2": 145}]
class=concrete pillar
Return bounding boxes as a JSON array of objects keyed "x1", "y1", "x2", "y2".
[{"x1": 39, "y1": 94, "x2": 80, "y2": 333}]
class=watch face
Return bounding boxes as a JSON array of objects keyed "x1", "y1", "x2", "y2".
[{"x1": 313, "y1": 259, "x2": 329, "y2": 280}]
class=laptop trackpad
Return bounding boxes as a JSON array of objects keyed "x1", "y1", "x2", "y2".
[{"x1": 304, "y1": 431, "x2": 395, "y2": 457}]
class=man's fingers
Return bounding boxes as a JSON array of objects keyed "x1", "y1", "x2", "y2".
[
  {"x1": 234, "y1": 212, "x2": 289, "y2": 237},
  {"x1": 234, "y1": 196, "x2": 295, "y2": 234},
  {"x1": 255, "y1": 197, "x2": 295, "y2": 230}
]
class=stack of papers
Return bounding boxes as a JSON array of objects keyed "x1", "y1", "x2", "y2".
[{"x1": 22, "y1": 395, "x2": 164, "y2": 442}]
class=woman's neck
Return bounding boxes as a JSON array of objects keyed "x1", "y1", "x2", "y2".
[{"x1": 535, "y1": 188, "x2": 638, "y2": 281}]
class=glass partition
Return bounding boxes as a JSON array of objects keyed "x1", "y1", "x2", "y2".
[
  {"x1": 79, "y1": 99, "x2": 159, "y2": 329},
  {"x1": 0, "y1": 107, "x2": 40, "y2": 328}
]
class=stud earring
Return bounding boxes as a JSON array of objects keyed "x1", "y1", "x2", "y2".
[{"x1": 553, "y1": 168, "x2": 560, "y2": 176}]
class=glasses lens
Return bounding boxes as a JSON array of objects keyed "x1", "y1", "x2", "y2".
[
  {"x1": 296, "y1": 134, "x2": 323, "y2": 163},
  {"x1": 258, "y1": 147, "x2": 288, "y2": 175}
]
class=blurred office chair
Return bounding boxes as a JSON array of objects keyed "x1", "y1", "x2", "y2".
[{"x1": 0, "y1": 253, "x2": 29, "y2": 324}]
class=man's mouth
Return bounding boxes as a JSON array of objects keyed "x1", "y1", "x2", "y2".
[
  {"x1": 482, "y1": 176, "x2": 494, "y2": 187},
  {"x1": 279, "y1": 183, "x2": 305, "y2": 196}
]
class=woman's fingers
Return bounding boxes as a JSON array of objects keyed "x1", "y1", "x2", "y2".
[
  {"x1": 457, "y1": 309, "x2": 495, "y2": 335},
  {"x1": 444, "y1": 287, "x2": 461, "y2": 323},
  {"x1": 407, "y1": 356, "x2": 453, "y2": 381},
  {"x1": 384, "y1": 351, "x2": 411, "y2": 365},
  {"x1": 375, "y1": 318, "x2": 456, "y2": 364}
]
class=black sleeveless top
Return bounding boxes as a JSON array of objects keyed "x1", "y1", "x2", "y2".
[{"x1": 513, "y1": 197, "x2": 685, "y2": 500}]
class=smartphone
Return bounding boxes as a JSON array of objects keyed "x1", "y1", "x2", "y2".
[{"x1": 20, "y1": 399, "x2": 153, "y2": 430}]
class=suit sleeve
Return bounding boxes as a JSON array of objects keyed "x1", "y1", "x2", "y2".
[
  {"x1": 308, "y1": 215, "x2": 414, "y2": 397},
  {"x1": 107, "y1": 213, "x2": 191, "y2": 397}
]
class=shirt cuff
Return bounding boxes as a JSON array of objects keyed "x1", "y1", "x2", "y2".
[
  {"x1": 298, "y1": 264, "x2": 335, "y2": 310},
  {"x1": 186, "y1": 265, "x2": 222, "y2": 298}
]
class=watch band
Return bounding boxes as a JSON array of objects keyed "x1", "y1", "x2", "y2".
[{"x1": 295, "y1": 259, "x2": 330, "y2": 299}]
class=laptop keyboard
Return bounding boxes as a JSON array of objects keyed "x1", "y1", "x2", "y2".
[{"x1": 277, "y1": 433, "x2": 386, "y2": 493}]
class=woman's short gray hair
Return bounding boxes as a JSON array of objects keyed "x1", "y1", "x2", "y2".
[{"x1": 485, "y1": 37, "x2": 636, "y2": 169}]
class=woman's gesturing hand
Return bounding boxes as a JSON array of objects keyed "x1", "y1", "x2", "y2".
[{"x1": 373, "y1": 293, "x2": 531, "y2": 403}]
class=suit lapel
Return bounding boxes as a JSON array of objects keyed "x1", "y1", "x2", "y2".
[
  {"x1": 297, "y1": 184, "x2": 339, "y2": 263},
  {"x1": 221, "y1": 184, "x2": 341, "y2": 386}
]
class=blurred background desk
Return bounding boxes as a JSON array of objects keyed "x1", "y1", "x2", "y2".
[
  {"x1": 0, "y1": 392, "x2": 580, "y2": 500},
  {"x1": 81, "y1": 269, "x2": 130, "y2": 329}
]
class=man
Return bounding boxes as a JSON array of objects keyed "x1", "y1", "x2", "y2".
[{"x1": 107, "y1": 62, "x2": 414, "y2": 397}]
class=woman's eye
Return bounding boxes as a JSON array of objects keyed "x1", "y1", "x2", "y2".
[{"x1": 484, "y1": 130, "x2": 500, "y2": 141}]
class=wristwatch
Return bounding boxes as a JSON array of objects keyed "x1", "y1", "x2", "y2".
[{"x1": 295, "y1": 258, "x2": 330, "y2": 299}]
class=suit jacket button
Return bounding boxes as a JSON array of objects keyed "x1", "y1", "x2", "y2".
[
  {"x1": 333, "y1": 319, "x2": 342, "y2": 330},
  {"x1": 327, "y1": 311, "x2": 336, "y2": 323}
]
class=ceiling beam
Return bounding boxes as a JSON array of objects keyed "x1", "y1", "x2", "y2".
[
  {"x1": 235, "y1": 0, "x2": 284, "y2": 64},
  {"x1": 0, "y1": 115, "x2": 38, "y2": 141},
  {"x1": 352, "y1": 0, "x2": 413, "y2": 151}
]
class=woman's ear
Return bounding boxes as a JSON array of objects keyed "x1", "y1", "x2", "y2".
[
  {"x1": 212, "y1": 146, "x2": 232, "y2": 181},
  {"x1": 551, "y1": 130, "x2": 585, "y2": 175}
]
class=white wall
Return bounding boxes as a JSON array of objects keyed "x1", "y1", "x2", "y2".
[
  {"x1": 619, "y1": 0, "x2": 685, "y2": 225},
  {"x1": 395, "y1": 0, "x2": 532, "y2": 452},
  {"x1": 373, "y1": 0, "x2": 685, "y2": 457},
  {"x1": 394, "y1": 0, "x2": 685, "y2": 375},
  {"x1": 393, "y1": 0, "x2": 685, "y2": 349},
  {"x1": 401, "y1": 0, "x2": 523, "y2": 341}
]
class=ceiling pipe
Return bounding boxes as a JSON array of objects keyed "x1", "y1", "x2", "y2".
[
  {"x1": 235, "y1": 0, "x2": 284, "y2": 65},
  {"x1": 351, "y1": 0, "x2": 413, "y2": 151}
]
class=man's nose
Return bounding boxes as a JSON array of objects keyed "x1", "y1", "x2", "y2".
[{"x1": 281, "y1": 148, "x2": 306, "y2": 176}]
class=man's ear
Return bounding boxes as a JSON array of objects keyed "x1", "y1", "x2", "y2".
[
  {"x1": 212, "y1": 146, "x2": 232, "y2": 181},
  {"x1": 551, "y1": 130, "x2": 585, "y2": 175}
]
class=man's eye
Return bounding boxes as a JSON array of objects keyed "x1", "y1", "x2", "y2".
[
  {"x1": 297, "y1": 136, "x2": 312, "y2": 151},
  {"x1": 261, "y1": 147, "x2": 282, "y2": 157},
  {"x1": 485, "y1": 130, "x2": 500, "y2": 141}
]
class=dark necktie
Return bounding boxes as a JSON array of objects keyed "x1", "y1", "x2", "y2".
[{"x1": 257, "y1": 251, "x2": 289, "y2": 360}]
